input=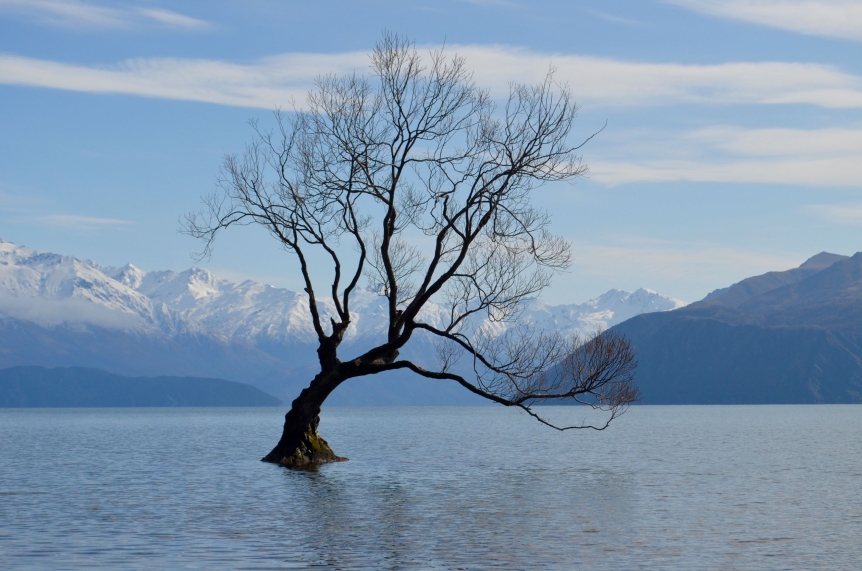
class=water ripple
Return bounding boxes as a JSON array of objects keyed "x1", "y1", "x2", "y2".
[{"x1": 0, "y1": 405, "x2": 860, "y2": 569}]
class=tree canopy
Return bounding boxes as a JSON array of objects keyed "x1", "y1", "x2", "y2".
[{"x1": 184, "y1": 33, "x2": 637, "y2": 467}]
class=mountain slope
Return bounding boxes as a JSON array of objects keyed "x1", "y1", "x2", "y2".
[
  {"x1": 0, "y1": 240, "x2": 207, "y2": 336},
  {"x1": 699, "y1": 252, "x2": 849, "y2": 309},
  {"x1": 0, "y1": 366, "x2": 281, "y2": 407},
  {"x1": 614, "y1": 252, "x2": 862, "y2": 404},
  {"x1": 118, "y1": 263, "x2": 685, "y2": 353},
  {"x1": 0, "y1": 241, "x2": 301, "y2": 399},
  {"x1": 0, "y1": 239, "x2": 685, "y2": 404}
]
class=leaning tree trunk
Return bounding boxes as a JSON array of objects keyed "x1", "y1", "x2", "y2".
[{"x1": 261, "y1": 369, "x2": 347, "y2": 468}]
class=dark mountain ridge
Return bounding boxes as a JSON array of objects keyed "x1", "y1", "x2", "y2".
[
  {"x1": 0, "y1": 366, "x2": 282, "y2": 407},
  {"x1": 699, "y1": 252, "x2": 849, "y2": 309},
  {"x1": 0, "y1": 315, "x2": 304, "y2": 402},
  {"x1": 613, "y1": 252, "x2": 862, "y2": 404}
]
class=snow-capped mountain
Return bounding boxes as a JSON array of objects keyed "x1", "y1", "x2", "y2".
[
  {"x1": 103, "y1": 264, "x2": 685, "y2": 349},
  {"x1": 0, "y1": 240, "x2": 207, "y2": 337},
  {"x1": 104, "y1": 264, "x2": 453, "y2": 352},
  {"x1": 518, "y1": 288, "x2": 686, "y2": 336},
  {"x1": 0, "y1": 239, "x2": 292, "y2": 398},
  {"x1": 0, "y1": 239, "x2": 686, "y2": 403}
]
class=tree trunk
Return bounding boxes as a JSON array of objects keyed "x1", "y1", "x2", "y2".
[{"x1": 261, "y1": 370, "x2": 347, "y2": 468}]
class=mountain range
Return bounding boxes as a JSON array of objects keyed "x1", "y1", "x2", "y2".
[
  {"x1": 0, "y1": 366, "x2": 281, "y2": 408},
  {"x1": 614, "y1": 252, "x2": 862, "y2": 403},
  {"x1": 0, "y1": 239, "x2": 685, "y2": 404}
]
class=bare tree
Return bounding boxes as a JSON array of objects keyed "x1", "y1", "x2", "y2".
[{"x1": 184, "y1": 33, "x2": 638, "y2": 468}]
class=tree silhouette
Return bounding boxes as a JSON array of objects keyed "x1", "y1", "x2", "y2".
[{"x1": 184, "y1": 34, "x2": 637, "y2": 467}]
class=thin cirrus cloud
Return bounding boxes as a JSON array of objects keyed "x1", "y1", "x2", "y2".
[
  {"x1": 33, "y1": 214, "x2": 136, "y2": 229},
  {"x1": 664, "y1": 0, "x2": 862, "y2": 41},
  {"x1": 462, "y1": 0, "x2": 520, "y2": 7},
  {"x1": 0, "y1": 52, "x2": 368, "y2": 108},
  {"x1": 590, "y1": 126, "x2": 862, "y2": 187},
  {"x1": 806, "y1": 203, "x2": 862, "y2": 223},
  {"x1": 0, "y1": 0, "x2": 210, "y2": 29},
  {"x1": 584, "y1": 9, "x2": 643, "y2": 26},
  {"x1": 570, "y1": 238, "x2": 801, "y2": 285},
  {"x1": 691, "y1": 126, "x2": 862, "y2": 156},
  {"x1": 1, "y1": 45, "x2": 862, "y2": 109},
  {"x1": 591, "y1": 156, "x2": 862, "y2": 187}
]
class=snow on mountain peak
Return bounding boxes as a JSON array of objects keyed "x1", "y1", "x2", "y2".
[
  {"x1": 517, "y1": 288, "x2": 686, "y2": 337},
  {"x1": 137, "y1": 266, "x2": 234, "y2": 313},
  {"x1": 111, "y1": 263, "x2": 146, "y2": 290},
  {"x1": 0, "y1": 240, "x2": 687, "y2": 361},
  {"x1": 0, "y1": 241, "x2": 209, "y2": 336}
]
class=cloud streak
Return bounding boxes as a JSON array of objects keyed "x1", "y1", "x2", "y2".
[
  {"x1": 1, "y1": 45, "x2": 862, "y2": 109},
  {"x1": 0, "y1": 0, "x2": 209, "y2": 30},
  {"x1": 32, "y1": 214, "x2": 136, "y2": 229},
  {"x1": 568, "y1": 238, "x2": 801, "y2": 292},
  {"x1": 591, "y1": 156, "x2": 862, "y2": 187},
  {"x1": 0, "y1": 52, "x2": 367, "y2": 108},
  {"x1": 591, "y1": 126, "x2": 862, "y2": 187},
  {"x1": 806, "y1": 203, "x2": 862, "y2": 223},
  {"x1": 0, "y1": 294, "x2": 142, "y2": 329},
  {"x1": 664, "y1": 0, "x2": 862, "y2": 41},
  {"x1": 585, "y1": 9, "x2": 643, "y2": 26}
]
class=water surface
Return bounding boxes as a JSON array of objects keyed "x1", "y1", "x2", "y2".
[{"x1": 1, "y1": 406, "x2": 860, "y2": 569}]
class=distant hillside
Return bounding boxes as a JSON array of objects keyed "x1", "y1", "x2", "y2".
[
  {"x1": 613, "y1": 252, "x2": 862, "y2": 404},
  {"x1": 0, "y1": 239, "x2": 684, "y2": 405},
  {"x1": 0, "y1": 366, "x2": 282, "y2": 407}
]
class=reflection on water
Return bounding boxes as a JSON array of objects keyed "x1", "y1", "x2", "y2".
[{"x1": 1, "y1": 406, "x2": 860, "y2": 569}]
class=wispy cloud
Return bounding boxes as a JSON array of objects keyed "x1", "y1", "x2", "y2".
[
  {"x1": 691, "y1": 126, "x2": 862, "y2": 156},
  {"x1": 806, "y1": 203, "x2": 862, "y2": 223},
  {"x1": 0, "y1": 52, "x2": 367, "y2": 108},
  {"x1": 135, "y1": 7, "x2": 207, "y2": 29},
  {"x1": 0, "y1": 0, "x2": 210, "y2": 30},
  {"x1": 458, "y1": 46, "x2": 862, "y2": 109},
  {"x1": 585, "y1": 9, "x2": 643, "y2": 26},
  {"x1": 32, "y1": 214, "x2": 135, "y2": 229},
  {"x1": 0, "y1": 294, "x2": 143, "y2": 329},
  {"x1": 2, "y1": 45, "x2": 862, "y2": 109},
  {"x1": 664, "y1": 0, "x2": 862, "y2": 41},
  {"x1": 591, "y1": 126, "x2": 862, "y2": 187},
  {"x1": 570, "y1": 238, "x2": 801, "y2": 286},
  {"x1": 591, "y1": 156, "x2": 862, "y2": 187},
  {"x1": 0, "y1": 186, "x2": 44, "y2": 211},
  {"x1": 462, "y1": 0, "x2": 519, "y2": 7}
]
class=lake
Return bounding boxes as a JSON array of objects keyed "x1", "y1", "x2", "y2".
[{"x1": 1, "y1": 406, "x2": 860, "y2": 569}]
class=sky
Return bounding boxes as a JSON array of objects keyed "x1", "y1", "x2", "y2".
[{"x1": 1, "y1": 0, "x2": 861, "y2": 304}]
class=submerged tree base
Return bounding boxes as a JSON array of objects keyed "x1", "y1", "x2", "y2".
[{"x1": 261, "y1": 425, "x2": 347, "y2": 468}]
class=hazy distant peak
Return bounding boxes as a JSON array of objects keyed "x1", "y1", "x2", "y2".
[
  {"x1": 588, "y1": 288, "x2": 684, "y2": 309},
  {"x1": 593, "y1": 288, "x2": 628, "y2": 300},
  {"x1": 111, "y1": 263, "x2": 146, "y2": 290},
  {"x1": 798, "y1": 252, "x2": 848, "y2": 271},
  {"x1": 514, "y1": 288, "x2": 686, "y2": 339},
  {"x1": 0, "y1": 239, "x2": 686, "y2": 361},
  {"x1": 0, "y1": 240, "x2": 213, "y2": 336},
  {"x1": 133, "y1": 266, "x2": 229, "y2": 312}
]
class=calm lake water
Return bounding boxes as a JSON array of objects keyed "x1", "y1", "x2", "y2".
[{"x1": 1, "y1": 405, "x2": 860, "y2": 570}]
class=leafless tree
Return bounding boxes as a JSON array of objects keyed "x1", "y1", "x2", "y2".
[{"x1": 184, "y1": 33, "x2": 638, "y2": 467}]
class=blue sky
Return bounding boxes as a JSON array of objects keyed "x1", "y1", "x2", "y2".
[{"x1": 1, "y1": 0, "x2": 861, "y2": 303}]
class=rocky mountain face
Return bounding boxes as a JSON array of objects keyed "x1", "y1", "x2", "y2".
[
  {"x1": 613, "y1": 252, "x2": 862, "y2": 404},
  {"x1": 0, "y1": 239, "x2": 685, "y2": 404}
]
